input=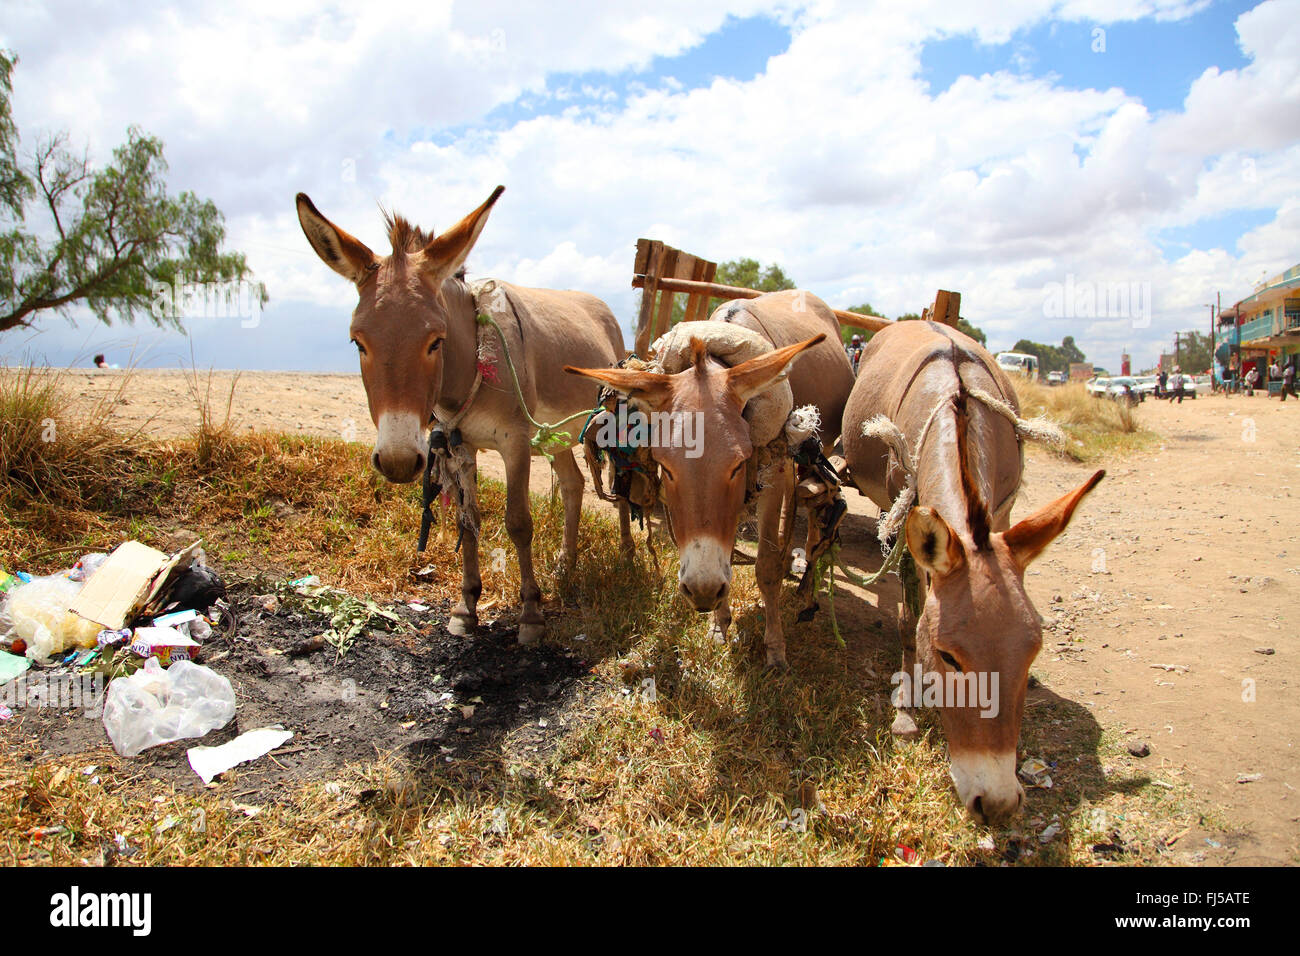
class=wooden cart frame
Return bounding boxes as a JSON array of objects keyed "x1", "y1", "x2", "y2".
[{"x1": 630, "y1": 237, "x2": 960, "y2": 357}]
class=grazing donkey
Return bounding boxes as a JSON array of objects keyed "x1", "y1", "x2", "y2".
[
  {"x1": 296, "y1": 186, "x2": 627, "y2": 643},
  {"x1": 566, "y1": 290, "x2": 855, "y2": 669},
  {"x1": 842, "y1": 320, "x2": 1102, "y2": 824}
]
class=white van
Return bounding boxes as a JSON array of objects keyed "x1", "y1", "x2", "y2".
[{"x1": 996, "y1": 351, "x2": 1039, "y2": 379}]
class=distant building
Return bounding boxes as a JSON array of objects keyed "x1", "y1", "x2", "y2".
[{"x1": 1214, "y1": 263, "x2": 1300, "y2": 387}]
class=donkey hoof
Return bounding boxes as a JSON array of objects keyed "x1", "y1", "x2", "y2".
[
  {"x1": 517, "y1": 621, "x2": 546, "y2": 645},
  {"x1": 764, "y1": 651, "x2": 789, "y2": 673},
  {"x1": 891, "y1": 710, "x2": 920, "y2": 740},
  {"x1": 447, "y1": 614, "x2": 477, "y2": 637}
]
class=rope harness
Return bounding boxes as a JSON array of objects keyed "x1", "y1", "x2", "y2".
[
  {"x1": 416, "y1": 291, "x2": 605, "y2": 554},
  {"x1": 811, "y1": 383, "x2": 1064, "y2": 644}
]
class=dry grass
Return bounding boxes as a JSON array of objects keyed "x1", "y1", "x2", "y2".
[
  {"x1": 1012, "y1": 380, "x2": 1156, "y2": 461},
  {"x1": 0, "y1": 368, "x2": 1202, "y2": 866},
  {"x1": 182, "y1": 363, "x2": 242, "y2": 468},
  {"x1": 0, "y1": 363, "x2": 147, "y2": 508}
]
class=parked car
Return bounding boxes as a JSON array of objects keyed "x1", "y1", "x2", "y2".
[
  {"x1": 1088, "y1": 376, "x2": 1143, "y2": 404},
  {"x1": 1046, "y1": 370, "x2": 1065, "y2": 385},
  {"x1": 1134, "y1": 375, "x2": 1159, "y2": 400},
  {"x1": 1105, "y1": 376, "x2": 1145, "y2": 404}
]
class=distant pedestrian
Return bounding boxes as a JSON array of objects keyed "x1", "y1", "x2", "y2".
[
  {"x1": 1157, "y1": 368, "x2": 1168, "y2": 399},
  {"x1": 93, "y1": 354, "x2": 108, "y2": 368},
  {"x1": 1244, "y1": 366, "x2": 1259, "y2": 396},
  {"x1": 1283, "y1": 362, "x2": 1296, "y2": 402},
  {"x1": 846, "y1": 334, "x2": 864, "y2": 375},
  {"x1": 1167, "y1": 366, "x2": 1185, "y2": 404}
]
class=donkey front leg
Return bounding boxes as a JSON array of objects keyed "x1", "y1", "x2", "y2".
[
  {"x1": 501, "y1": 439, "x2": 546, "y2": 645},
  {"x1": 890, "y1": 549, "x2": 924, "y2": 740},
  {"x1": 448, "y1": 450, "x2": 482, "y2": 637},
  {"x1": 551, "y1": 448, "x2": 584, "y2": 570},
  {"x1": 617, "y1": 499, "x2": 635, "y2": 558},
  {"x1": 756, "y1": 467, "x2": 794, "y2": 670}
]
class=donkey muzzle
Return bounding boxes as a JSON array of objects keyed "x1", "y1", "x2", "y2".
[
  {"x1": 373, "y1": 411, "x2": 426, "y2": 484},
  {"x1": 678, "y1": 537, "x2": 732, "y2": 612}
]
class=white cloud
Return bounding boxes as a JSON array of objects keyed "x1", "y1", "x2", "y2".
[{"x1": 3, "y1": 0, "x2": 1298, "y2": 372}]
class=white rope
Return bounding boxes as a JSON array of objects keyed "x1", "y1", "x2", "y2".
[
  {"x1": 965, "y1": 386, "x2": 1065, "y2": 448},
  {"x1": 860, "y1": 387, "x2": 1064, "y2": 550}
]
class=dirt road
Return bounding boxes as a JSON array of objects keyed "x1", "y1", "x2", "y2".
[{"x1": 64, "y1": 369, "x2": 1299, "y2": 863}]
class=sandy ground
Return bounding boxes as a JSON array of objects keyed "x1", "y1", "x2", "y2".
[{"x1": 66, "y1": 368, "x2": 1299, "y2": 863}]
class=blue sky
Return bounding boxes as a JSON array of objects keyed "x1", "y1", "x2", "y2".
[
  {"x1": 3, "y1": 0, "x2": 1298, "y2": 374},
  {"x1": 922, "y1": 2, "x2": 1255, "y2": 114}
]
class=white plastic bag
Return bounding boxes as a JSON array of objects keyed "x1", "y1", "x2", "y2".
[
  {"x1": 102, "y1": 658, "x2": 236, "y2": 757},
  {"x1": 4, "y1": 574, "x2": 102, "y2": 661}
]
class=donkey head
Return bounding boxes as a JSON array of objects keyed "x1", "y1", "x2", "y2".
[
  {"x1": 566, "y1": 334, "x2": 824, "y2": 611},
  {"x1": 904, "y1": 469, "x2": 1103, "y2": 824},
  {"x1": 295, "y1": 186, "x2": 505, "y2": 483}
]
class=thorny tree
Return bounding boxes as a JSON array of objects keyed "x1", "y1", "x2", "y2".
[{"x1": 0, "y1": 50, "x2": 264, "y2": 335}]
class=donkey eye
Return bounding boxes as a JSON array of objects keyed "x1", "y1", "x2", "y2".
[
  {"x1": 939, "y1": 651, "x2": 963, "y2": 673},
  {"x1": 428, "y1": 338, "x2": 443, "y2": 354},
  {"x1": 351, "y1": 338, "x2": 366, "y2": 356},
  {"x1": 730, "y1": 461, "x2": 746, "y2": 480}
]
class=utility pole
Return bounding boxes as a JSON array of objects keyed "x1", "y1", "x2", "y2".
[{"x1": 1175, "y1": 331, "x2": 1182, "y2": 366}]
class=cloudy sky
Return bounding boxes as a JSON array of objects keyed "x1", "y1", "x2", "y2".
[{"x1": 2, "y1": 0, "x2": 1297, "y2": 373}]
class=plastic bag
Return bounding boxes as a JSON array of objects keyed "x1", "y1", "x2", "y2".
[
  {"x1": 4, "y1": 575, "x2": 102, "y2": 661},
  {"x1": 69, "y1": 552, "x2": 109, "y2": 583},
  {"x1": 161, "y1": 565, "x2": 226, "y2": 615},
  {"x1": 101, "y1": 657, "x2": 236, "y2": 757}
]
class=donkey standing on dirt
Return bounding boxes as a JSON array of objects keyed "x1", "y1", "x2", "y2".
[
  {"x1": 296, "y1": 186, "x2": 628, "y2": 644},
  {"x1": 842, "y1": 320, "x2": 1102, "y2": 824},
  {"x1": 566, "y1": 290, "x2": 855, "y2": 669}
]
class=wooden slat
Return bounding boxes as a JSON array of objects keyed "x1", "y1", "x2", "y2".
[
  {"x1": 633, "y1": 240, "x2": 664, "y2": 356},
  {"x1": 683, "y1": 258, "x2": 711, "y2": 322},
  {"x1": 650, "y1": 248, "x2": 680, "y2": 345},
  {"x1": 633, "y1": 238, "x2": 653, "y2": 276},
  {"x1": 631, "y1": 274, "x2": 892, "y2": 332},
  {"x1": 922, "y1": 289, "x2": 960, "y2": 328},
  {"x1": 672, "y1": 253, "x2": 699, "y2": 280}
]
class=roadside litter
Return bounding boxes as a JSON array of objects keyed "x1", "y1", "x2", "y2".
[
  {"x1": 2, "y1": 539, "x2": 226, "y2": 665},
  {"x1": 0, "y1": 651, "x2": 30, "y2": 686},
  {"x1": 187, "y1": 726, "x2": 293, "y2": 784},
  {"x1": 1, "y1": 539, "x2": 236, "y2": 756},
  {"x1": 102, "y1": 657, "x2": 236, "y2": 757},
  {"x1": 1018, "y1": 757, "x2": 1055, "y2": 790}
]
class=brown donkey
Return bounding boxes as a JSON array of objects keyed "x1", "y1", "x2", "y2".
[
  {"x1": 566, "y1": 290, "x2": 854, "y2": 669},
  {"x1": 296, "y1": 186, "x2": 628, "y2": 643},
  {"x1": 842, "y1": 320, "x2": 1102, "y2": 824}
]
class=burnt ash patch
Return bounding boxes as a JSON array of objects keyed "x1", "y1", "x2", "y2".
[{"x1": 3, "y1": 581, "x2": 594, "y2": 803}]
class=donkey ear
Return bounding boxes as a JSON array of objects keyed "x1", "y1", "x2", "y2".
[
  {"x1": 296, "y1": 193, "x2": 378, "y2": 285},
  {"x1": 726, "y1": 334, "x2": 826, "y2": 405},
  {"x1": 1003, "y1": 469, "x2": 1104, "y2": 568},
  {"x1": 421, "y1": 185, "x2": 505, "y2": 282},
  {"x1": 905, "y1": 506, "x2": 965, "y2": 578},
  {"x1": 564, "y1": 365, "x2": 674, "y2": 411}
]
